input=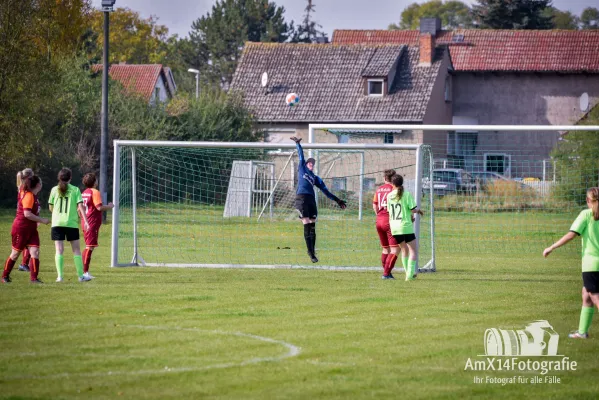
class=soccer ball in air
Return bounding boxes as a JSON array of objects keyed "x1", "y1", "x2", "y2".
[{"x1": 285, "y1": 93, "x2": 300, "y2": 107}]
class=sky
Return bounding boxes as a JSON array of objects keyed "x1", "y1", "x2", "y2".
[{"x1": 92, "y1": 0, "x2": 597, "y2": 39}]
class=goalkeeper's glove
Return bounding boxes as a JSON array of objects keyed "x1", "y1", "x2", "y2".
[
  {"x1": 290, "y1": 136, "x2": 302, "y2": 143},
  {"x1": 335, "y1": 198, "x2": 347, "y2": 209}
]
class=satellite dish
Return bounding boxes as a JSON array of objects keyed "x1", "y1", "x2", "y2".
[
  {"x1": 580, "y1": 92, "x2": 589, "y2": 112},
  {"x1": 261, "y1": 72, "x2": 268, "y2": 87}
]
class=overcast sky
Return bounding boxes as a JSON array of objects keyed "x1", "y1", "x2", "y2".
[{"x1": 92, "y1": 0, "x2": 597, "y2": 39}]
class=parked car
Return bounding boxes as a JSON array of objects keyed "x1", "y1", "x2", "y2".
[
  {"x1": 470, "y1": 171, "x2": 533, "y2": 192},
  {"x1": 423, "y1": 168, "x2": 477, "y2": 196}
]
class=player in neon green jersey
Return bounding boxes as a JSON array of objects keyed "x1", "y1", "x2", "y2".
[
  {"x1": 386, "y1": 174, "x2": 423, "y2": 281},
  {"x1": 48, "y1": 168, "x2": 90, "y2": 283},
  {"x1": 544, "y1": 187, "x2": 599, "y2": 339}
]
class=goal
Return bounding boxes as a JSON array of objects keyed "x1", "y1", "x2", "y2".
[{"x1": 111, "y1": 140, "x2": 435, "y2": 271}]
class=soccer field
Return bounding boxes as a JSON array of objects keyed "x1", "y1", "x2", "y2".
[{"x1": 1, "y1": 210, "x2": 598, "y2": 399}]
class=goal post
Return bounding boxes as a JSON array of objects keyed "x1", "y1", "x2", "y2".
[{"x1": 111, "y1": 140, "x2": 435, "y2": 272}]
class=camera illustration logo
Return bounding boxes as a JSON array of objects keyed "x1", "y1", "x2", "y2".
[{"x1": 484, "y1": 320, "x2": 559, "y2": 356}]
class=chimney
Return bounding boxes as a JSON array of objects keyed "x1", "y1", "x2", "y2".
[{"x1": 419, "y1": 18, "x2": 440, "y2": 66}]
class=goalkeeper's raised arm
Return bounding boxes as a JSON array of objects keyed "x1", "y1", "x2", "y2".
[{"x1": 291, "y1": 136, "x2": 346, "y2": 263}]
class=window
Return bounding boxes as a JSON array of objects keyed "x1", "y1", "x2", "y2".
[
  {"x1": 444, "y1": 76, "x2": 452, "y2": 102},
  {"x1": 338, "y1": 134, "x2": 349, "y2": 144},
  {"x1": 154, "y1": 87, "x2": 160, "y2": 101},
  {"x1": 367, "y1": 79, "x2": 384, "y2": 96},
  {"x1": 332, "y1": 177, "x2": 347, "y2": 191},
  {"x1": 266, "y1": 130, "x2": 296, "y2": 154},
  {"x1": 447, "y1": 132, "x2": 477, "y2": 156},
  {"x1": 384, "y1": 132, "x2": 394, "y2": 144},
  {"x1": 363, "y1": 178, "x2": 376, "y2": 191},
  {"x1": 484, "y1": 153, "x2": 511, "y2": 176}
]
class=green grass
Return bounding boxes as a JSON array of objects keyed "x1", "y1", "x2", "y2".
[{"x1": 1, "y1": 210, "x2": 598, "y2": 399}]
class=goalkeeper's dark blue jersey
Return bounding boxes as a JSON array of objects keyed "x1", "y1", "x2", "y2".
[{"x1": 295, "y1": 142, "x2": 337, "y2": 201}]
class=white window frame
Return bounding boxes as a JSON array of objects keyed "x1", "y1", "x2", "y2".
[
  {"x1": 484, "y1": 153, "x2": 512, "y2": 177},
  {"x1": 367, "y1": 79, "x2": 384, "y2": 96},
  {"x1": 266, "y1": 129, "x2": 296, "y2": 155},
  {"x1": 332, "y1": 177, "x2": 347, "y2": 191}
]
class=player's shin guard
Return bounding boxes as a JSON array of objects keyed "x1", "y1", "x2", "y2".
[
  {"x1": 22, "y1": 249, "x2": 31, "y2": 266},
  {"x1": 55, "y1": 254, "x2": 64, "y2": 279},
  {"x1": 83, "y1": 249, "x2": 92, "y2": 273},
  {"x1": 303, "y1": 224, "x2": 314, "y2": 255},
  {"x1": 3, "y1": 257, "x2": 16, "y2": 278},
  {"x1": 74, "y1": 255, "x2": 84, "y2": 278},
  {"x1": 309, "y1": 223, "x2": 316, "y2": 254},
  {"x1": 384, "y1": 254, "x2": 398, "y2": 275},
  {"x1": 29, "y1": 257, "x2": 40, "y2": 280},
  {"x1": 406, "y1": 259, "x2": 416, "y2": 281},
  {"x1": 579, "y1": 306, "x2": 594, "y2": 334},
  {"x1": 381, "y1": 252, "x2": 389, "y2": 269}
]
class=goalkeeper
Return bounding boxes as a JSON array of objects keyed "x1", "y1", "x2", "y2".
[{"x1": 291, "y1": 137, "x2": 346, "y2": 263}]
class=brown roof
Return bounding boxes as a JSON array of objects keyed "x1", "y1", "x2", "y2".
[
  {"x1": 230, "y1": 43, "x2": 446, "y2": 123},
  {"x1": 91, "y1": 64, "x2": 173, "y2": 101},
  {"x1": 333, "y1": 29, "x2": 599, "y2": 73}
]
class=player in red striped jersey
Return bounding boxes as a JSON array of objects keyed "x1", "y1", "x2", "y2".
[
  {"x1": 373, "y1": 170, "x2": 401, "y2": 279},
  {"x1": 79, "y1": 173, "x2": 114, "y2": 279},
  {"x1": 16, "y1": 169, "x2": 34, "y2": 272},
  {"x1": 2, "y1": 175, "x2": 50, "y2": 283}
]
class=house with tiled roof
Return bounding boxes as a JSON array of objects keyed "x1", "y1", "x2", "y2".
[
  {"x1": 333, "y1": 20, "x2": 599, "y2": 177},
  {"x1": 92, "y1": 64, "x2": 177, "y2": 105}
]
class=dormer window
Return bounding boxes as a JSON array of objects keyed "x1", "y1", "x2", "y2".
[{"x1": 367, "y1": 79, "x2": 384, "y2": 96}]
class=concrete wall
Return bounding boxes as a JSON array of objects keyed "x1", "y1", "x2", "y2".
[
  {"x1": 451, "y1": 72, "x2": 599, "y2": 178},
  {"x1": 422, "y1": 50, "x2": 453, "y2": 158}
]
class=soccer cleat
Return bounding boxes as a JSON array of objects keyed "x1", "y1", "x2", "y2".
[
  {"x1": 56, "y1": 276, "x2": 63, "y2": 283},
  {"x1": 388, "y1": 273, "x2": 395, "y2": 279},
  {"x1": 381, "y1": 275, "x2": 395, "y2": 280},
  {"x1": 18, "y1": 264, "x2": 30, "y2": 272},
  {"x1": 78, "y1": 275, "x2": 92, "y2": 282},
  {"x1": 2, "y1": 276, "x2": 11, "y2": 283},
  {"x1": 83, "y1": 272, "x2": 95, "y2": 279},
  {"x1": 568, "y1": 331, "x2": 589, "y2": 339},
  {"x1": 308, "y1": 251, "x2": 318, "y2": 263},
  {"x1": 30, "y1": 279, "x2": 43, "y2": 284}
]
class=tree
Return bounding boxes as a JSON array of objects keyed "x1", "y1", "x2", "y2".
[
  {"x1": 551, "y1": 106, "x2": 599, "y2": 206},
  {"x1": 188, "y1": 0, "x2": 292, "y2": 88},
  {"x1": 473, "y1": 0, "x2": 554, "y2": 29},
  {"x1": 389, "y1": 0, "x2": 474, "y2": 30},
  {"x1": 90, "y1": 7, "x2": 170, "y2": 64},
  {"x1": 580, "y1": 7, "x2": 599, "y2": 29},
  {"x1": 542, "y1": 7, "x2": 579, "y2": 29},
  {"x1": 291, "y1": 0, "x2": 326, "y2": 42}
]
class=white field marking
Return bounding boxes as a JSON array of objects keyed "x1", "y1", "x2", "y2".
[
  {"x1": 3, "y1": 324, "x2": 301, "y2": 381},
  {"x1": 142, "y1": 263, "x2": 381, "y2": 271}
]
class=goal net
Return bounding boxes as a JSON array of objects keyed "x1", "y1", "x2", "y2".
[{"x1": 111, "y1": 141, "x2": 435, "y2": 271}]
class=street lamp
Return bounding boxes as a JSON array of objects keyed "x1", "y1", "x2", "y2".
[
  {"x1": 188, "y1": 68, "x2": 200, "y2": 99},
  {"x1": 100, "y1": 0, "x2": 116, "y2": 220}
]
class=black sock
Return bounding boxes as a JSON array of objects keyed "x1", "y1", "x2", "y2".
[
  {"x1": 304, "y1": 224, "x2": 314, "y2": 254},
  {"x1": 309, "y1": 223, "x2": 316, "y2": 254}
]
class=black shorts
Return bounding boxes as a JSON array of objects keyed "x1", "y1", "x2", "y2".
[
  {"x1": 392, "y1": 233, "x2": 417, "y2": 244},
  {"x1": 51, "y1": 227, "x2": 80, "y2": 242},
  {"x1": 582, "y1": 272, "x2": 599, "y2": 294},
  {"x1": 295, "y1": 195, "x2": 317, "y2": 219}
]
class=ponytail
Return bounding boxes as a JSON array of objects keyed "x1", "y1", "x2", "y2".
[
  {"x1": 24, "y1": 176, "x2": 41, "y2": 192},
  {"x1": 16, "y1": 168, "x2": 34, "y2": 189},
  {"x1": 57, "y1": 168, "x2": 72, "y2": 196},
  {"x1": 391, "y1": 174, "x2": 404, "y2": 201},
  {"x1": 588, "y1": 187, "x2": 599, "y2": 221}
]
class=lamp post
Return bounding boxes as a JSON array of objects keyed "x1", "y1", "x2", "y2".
[
  {"x1": 100, "y1": 0, "x2": 116, "y2": 220},
  {"x1": 188, "y1": 68, "x2": 200, "y2": 99}
]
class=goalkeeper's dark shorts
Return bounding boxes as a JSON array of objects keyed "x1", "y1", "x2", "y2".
[
  {"x1": 582, "y1": 272, "x2": 599, "y2": 294},
  {"x1": 295, "y1": 194, "x2": 317, "y2": 219}
]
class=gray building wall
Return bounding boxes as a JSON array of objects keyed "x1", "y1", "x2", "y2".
[{"x1": 451, "y1": 72, "x2": 599, "y2": 178}]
